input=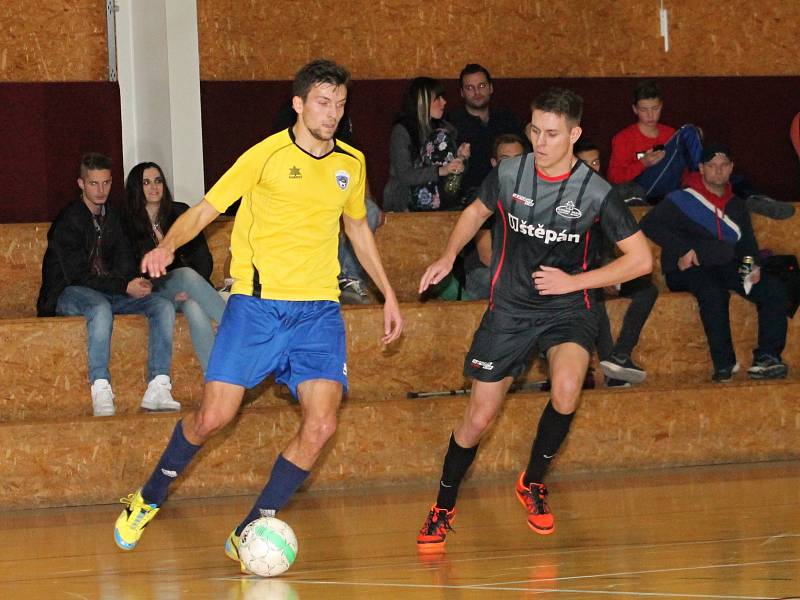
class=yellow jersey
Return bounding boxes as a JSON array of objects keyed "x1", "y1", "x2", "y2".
[{"x1": 205, "y1": 129, "x2": 367, "y2": 302}]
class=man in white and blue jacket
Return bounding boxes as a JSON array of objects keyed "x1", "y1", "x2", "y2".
[{"x1": 640, "y1": 143, "x2": 789, "y2": 382}]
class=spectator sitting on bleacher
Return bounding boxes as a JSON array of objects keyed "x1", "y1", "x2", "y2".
[
  {"x1": 607, "y1": 79, "x2": 702, "y2": 204},
  {"x1": 575, "y1": 138, "x2": 659, "y2": 388},
  {"x1": 383, "y1": 77, "x2": 470, "y2": 212},
  {"x1": 36, "y1": 152, "x2": 180, "y2": 416},
  {"x1": 124, "y1": 162, "x2": 226, "y2": 373},
  {"x1": 640, "y1": 143, "x2": 789, "y2": 383},
  {"x1": 448, "y1": 63, "x2": 527, "y2": 203},
  {"x1": 462, "y1": 133, "x2": 526, "y2": 300}
]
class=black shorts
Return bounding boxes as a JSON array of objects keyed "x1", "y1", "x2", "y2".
[{"x1": 463, "y1": 306, "x2": 598, "y2": 382}]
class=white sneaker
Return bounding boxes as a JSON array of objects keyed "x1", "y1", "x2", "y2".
[
  {"x1": 140, "y1": 375, "x2": 181, "y2": 412},
  {"x1": 91, "y1": 379, "x2": 116, "y2": 417}
]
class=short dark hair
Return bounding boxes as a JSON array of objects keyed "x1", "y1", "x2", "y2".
[
  {"x1": 531, "y1": 87, "x2": 583, "y2": 126},
  {"x1": 79, "y1": 152, "x2": 113, "y2": 178},
  {"x1": 459, "y1": 63, "x2": 492, "y2": 87},
  {"x1": 292, "y1": 59, "x2": 350, "y2": 101},
  {"x1": 492, "y1": 133, "x2": 526, "y2": 159},
  {"x1": 573, "y1": 137, "x2": 599, "y2": 155},
  {"x1": 632, "y1": 79, "x2": 661, "y2": 104}
]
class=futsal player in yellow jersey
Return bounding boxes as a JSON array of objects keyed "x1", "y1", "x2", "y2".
[{"x1": 114, "y1": 60, "x2": 404, "y2": 568}]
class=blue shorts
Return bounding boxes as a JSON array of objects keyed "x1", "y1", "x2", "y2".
[{"x1": 205, "y1": 295, "x2": 348, "y2": 398}]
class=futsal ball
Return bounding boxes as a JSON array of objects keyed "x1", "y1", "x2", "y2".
[{"x1": 238, "y1": 516, "x2": 298, "y2": 577}]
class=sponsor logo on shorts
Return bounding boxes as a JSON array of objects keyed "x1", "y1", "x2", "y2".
[
  {"x1": 161, "y1": 468, "x2": 178, "y2": 478},
  {"x1": 335, "y1": 170, "x2": 350, "y2": 190},
  {"x1": 470, "y1": 358, "x2": 495, "y2": 371},
  {"x1": 342, "y1": 362, "x2": 348, "y2": 376},
  {"x1": 555, "y1": 200, "x2": 582, "y2": 219},
  {"x1": 512, "y1": 192, "x2": 535, "y2": 207},
  {"x1": 508, "y1": 214, "x2": 580, "y2": 244}
]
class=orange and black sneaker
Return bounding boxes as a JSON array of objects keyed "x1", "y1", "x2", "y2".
[
  {"x1": 416, "y1": 505, "x2": 455, "y2": 552},
  {"x1": 514, "y1": 473, "x2": 555, "y2": 535}
]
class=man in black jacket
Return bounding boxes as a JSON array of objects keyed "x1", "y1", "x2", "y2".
[
  {"x1": 448, "y1": 64, "x2": 527, "y2": 203},
  {"x1": 640, "y1": 143, "x2": 789, "y2": 382},
  {"x1": 37, "y1": 152, "x2": 179, "y2": 416}
]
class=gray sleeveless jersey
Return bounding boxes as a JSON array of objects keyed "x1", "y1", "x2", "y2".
[{"x1": 477, "y1": 153, "x2": 640, "y2": 312}]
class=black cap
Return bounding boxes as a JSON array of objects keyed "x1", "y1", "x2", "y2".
[{"x1": 700, "y1": 143, "x2": 733, "y2": 164}]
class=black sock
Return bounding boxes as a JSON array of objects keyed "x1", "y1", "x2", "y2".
[
  {"x1": 435, "y1": 433, "x2": 478, "y2": 511},
  {"x1": 524, "y1": 401, "x2": 574, "y2": 485}
]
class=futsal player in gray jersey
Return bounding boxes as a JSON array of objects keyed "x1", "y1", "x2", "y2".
[{"x1": 415, "y1": 88, "x2": 653, "y2": 551}]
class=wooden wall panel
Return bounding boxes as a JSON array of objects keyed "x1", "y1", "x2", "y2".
[
  {"x1": 3, "y1": 1, "x2": 797, "y2": 82},
  {"x1": 0, "y1": 1, "x2": 107, "y2": 82},
  {"x1": 197, "y1": 0, "x2": 800, "y2": 80}
]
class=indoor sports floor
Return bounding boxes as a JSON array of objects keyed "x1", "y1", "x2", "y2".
[{"x1": 3, "y1": 460, "x2": 800, "y2": 599}]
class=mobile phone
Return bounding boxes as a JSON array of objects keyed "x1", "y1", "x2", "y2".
[{"x1": 652, "y1": 144, "x2": 665, "y2": 151}]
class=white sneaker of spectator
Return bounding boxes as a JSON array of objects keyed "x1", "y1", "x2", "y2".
[
  {"x1": 91, "y1": 378, "x2": 116, "y2": 417},
  {"x1": 140, "y1": 375, "x2": 181, "y2": 412}
]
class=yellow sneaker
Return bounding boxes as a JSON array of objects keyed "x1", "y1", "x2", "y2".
[
  {"x1": 225, "y1": 529, "x2": 253, "y2": 574},
  {"x1": 114, "y1": 490, "x2": 160, "y2": 550},
  {"x1": 224, "y1": 530, "x2": 241, "y2": 562}
]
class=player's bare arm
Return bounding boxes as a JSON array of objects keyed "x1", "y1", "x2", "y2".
[
  {"x1": 141, "y1": 199, "x2": 221, "y2": 278},
  {"x1": 342, "y1": 214, "x2": 403, "y2": 344},
  {"x1": 533, "y1": 230, "x2": 652, "y2": 295},
  {"x1": 419, "y1": 199, "x2": 493, "y2": 293}
]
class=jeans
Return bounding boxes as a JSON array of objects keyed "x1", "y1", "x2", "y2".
[
  {"x1": 464, "y1": 265, "x2": 491, "y2": 300},
  {"x1": 56, "y1": 285, "x2": 175, "y2": 383},
  {"x1": 594, "y1": 276, "x2": 659, "y2": 361},
  {"x1": 338, "y1": 197, "x2": 382, "y2": 281},
  {"x1": 666, "y1": 264, "x2": 788, "y2": 370},
  {"x1": 152, "y1": 267, "x2": 227, "y2": 372},
  {"x1": 635, "y1": 124, "x2": 703, "y2": 201}
]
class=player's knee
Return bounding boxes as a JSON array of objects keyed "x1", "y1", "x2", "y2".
[
  {"x1": 550, "y1": 378, "x2": 582, "y2": 409},
  {"x1": 467, "y1": 409, "x2": 494, "y2": 436},
  {"x1": 191, "y1": 408, "x2": 232, "y2": 440},
  {"x1": 302, "y1": 413, "x2": 338, "y2": 447}
]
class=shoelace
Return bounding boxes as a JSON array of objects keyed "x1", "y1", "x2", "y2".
[
  {"x1": 530, "y1": 485, "x2": 549, "y2": 515},
  {"x1": 120, "y1": 494, "x2": 154, "y2": 527},
  {"x1": 521, "y1": 484, "x2": 549, "y2": 515},
  {"x1": 424, "y1": 509, "x2": 454, "y2": 535}
]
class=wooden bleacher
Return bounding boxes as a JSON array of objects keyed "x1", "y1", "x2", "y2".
[
  {"x1": 7, "y1": 208, "x2": 797, "y2": 317},
  {"x1": 1, "y1": 207, "x2": 799, "y2": 509}
]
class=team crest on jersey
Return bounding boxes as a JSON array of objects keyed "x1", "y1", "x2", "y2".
[
  {"x1": 555, "y1": 200, "x2": 582, "y2": 219},
  {"x1": 335, "y1": 170, "x2": 350, "y2": 190}
]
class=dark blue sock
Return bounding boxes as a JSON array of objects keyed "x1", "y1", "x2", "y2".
[
  {"x1": 235, "y1": 454, "x2": 309, "y2": 535},
  {"x1": 141, "y1": 420, "x2": 201, "y2": 505}
]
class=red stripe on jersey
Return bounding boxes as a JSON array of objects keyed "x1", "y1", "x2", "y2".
[
  {"x1": 581, "y1": 226, "x2": 591, "y2": 309},
  {"x1": 536, "y1": 167, "x2": 571, "y2": 182},
  {"x1": 489, "y1": 200, "x2": 508, "y2": 311}
]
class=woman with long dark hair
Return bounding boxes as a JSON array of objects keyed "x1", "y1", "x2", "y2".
[
  {"x1": 124, "y1": 162, "x2": 226, "y2": 373},
  {"x1": 383, "y1": 77, "x2": 470, "y2": 211}
]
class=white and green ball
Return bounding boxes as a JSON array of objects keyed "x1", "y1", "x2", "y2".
[{"x1": 239, "y1": 516, "x2": 298, "y2": 577}]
